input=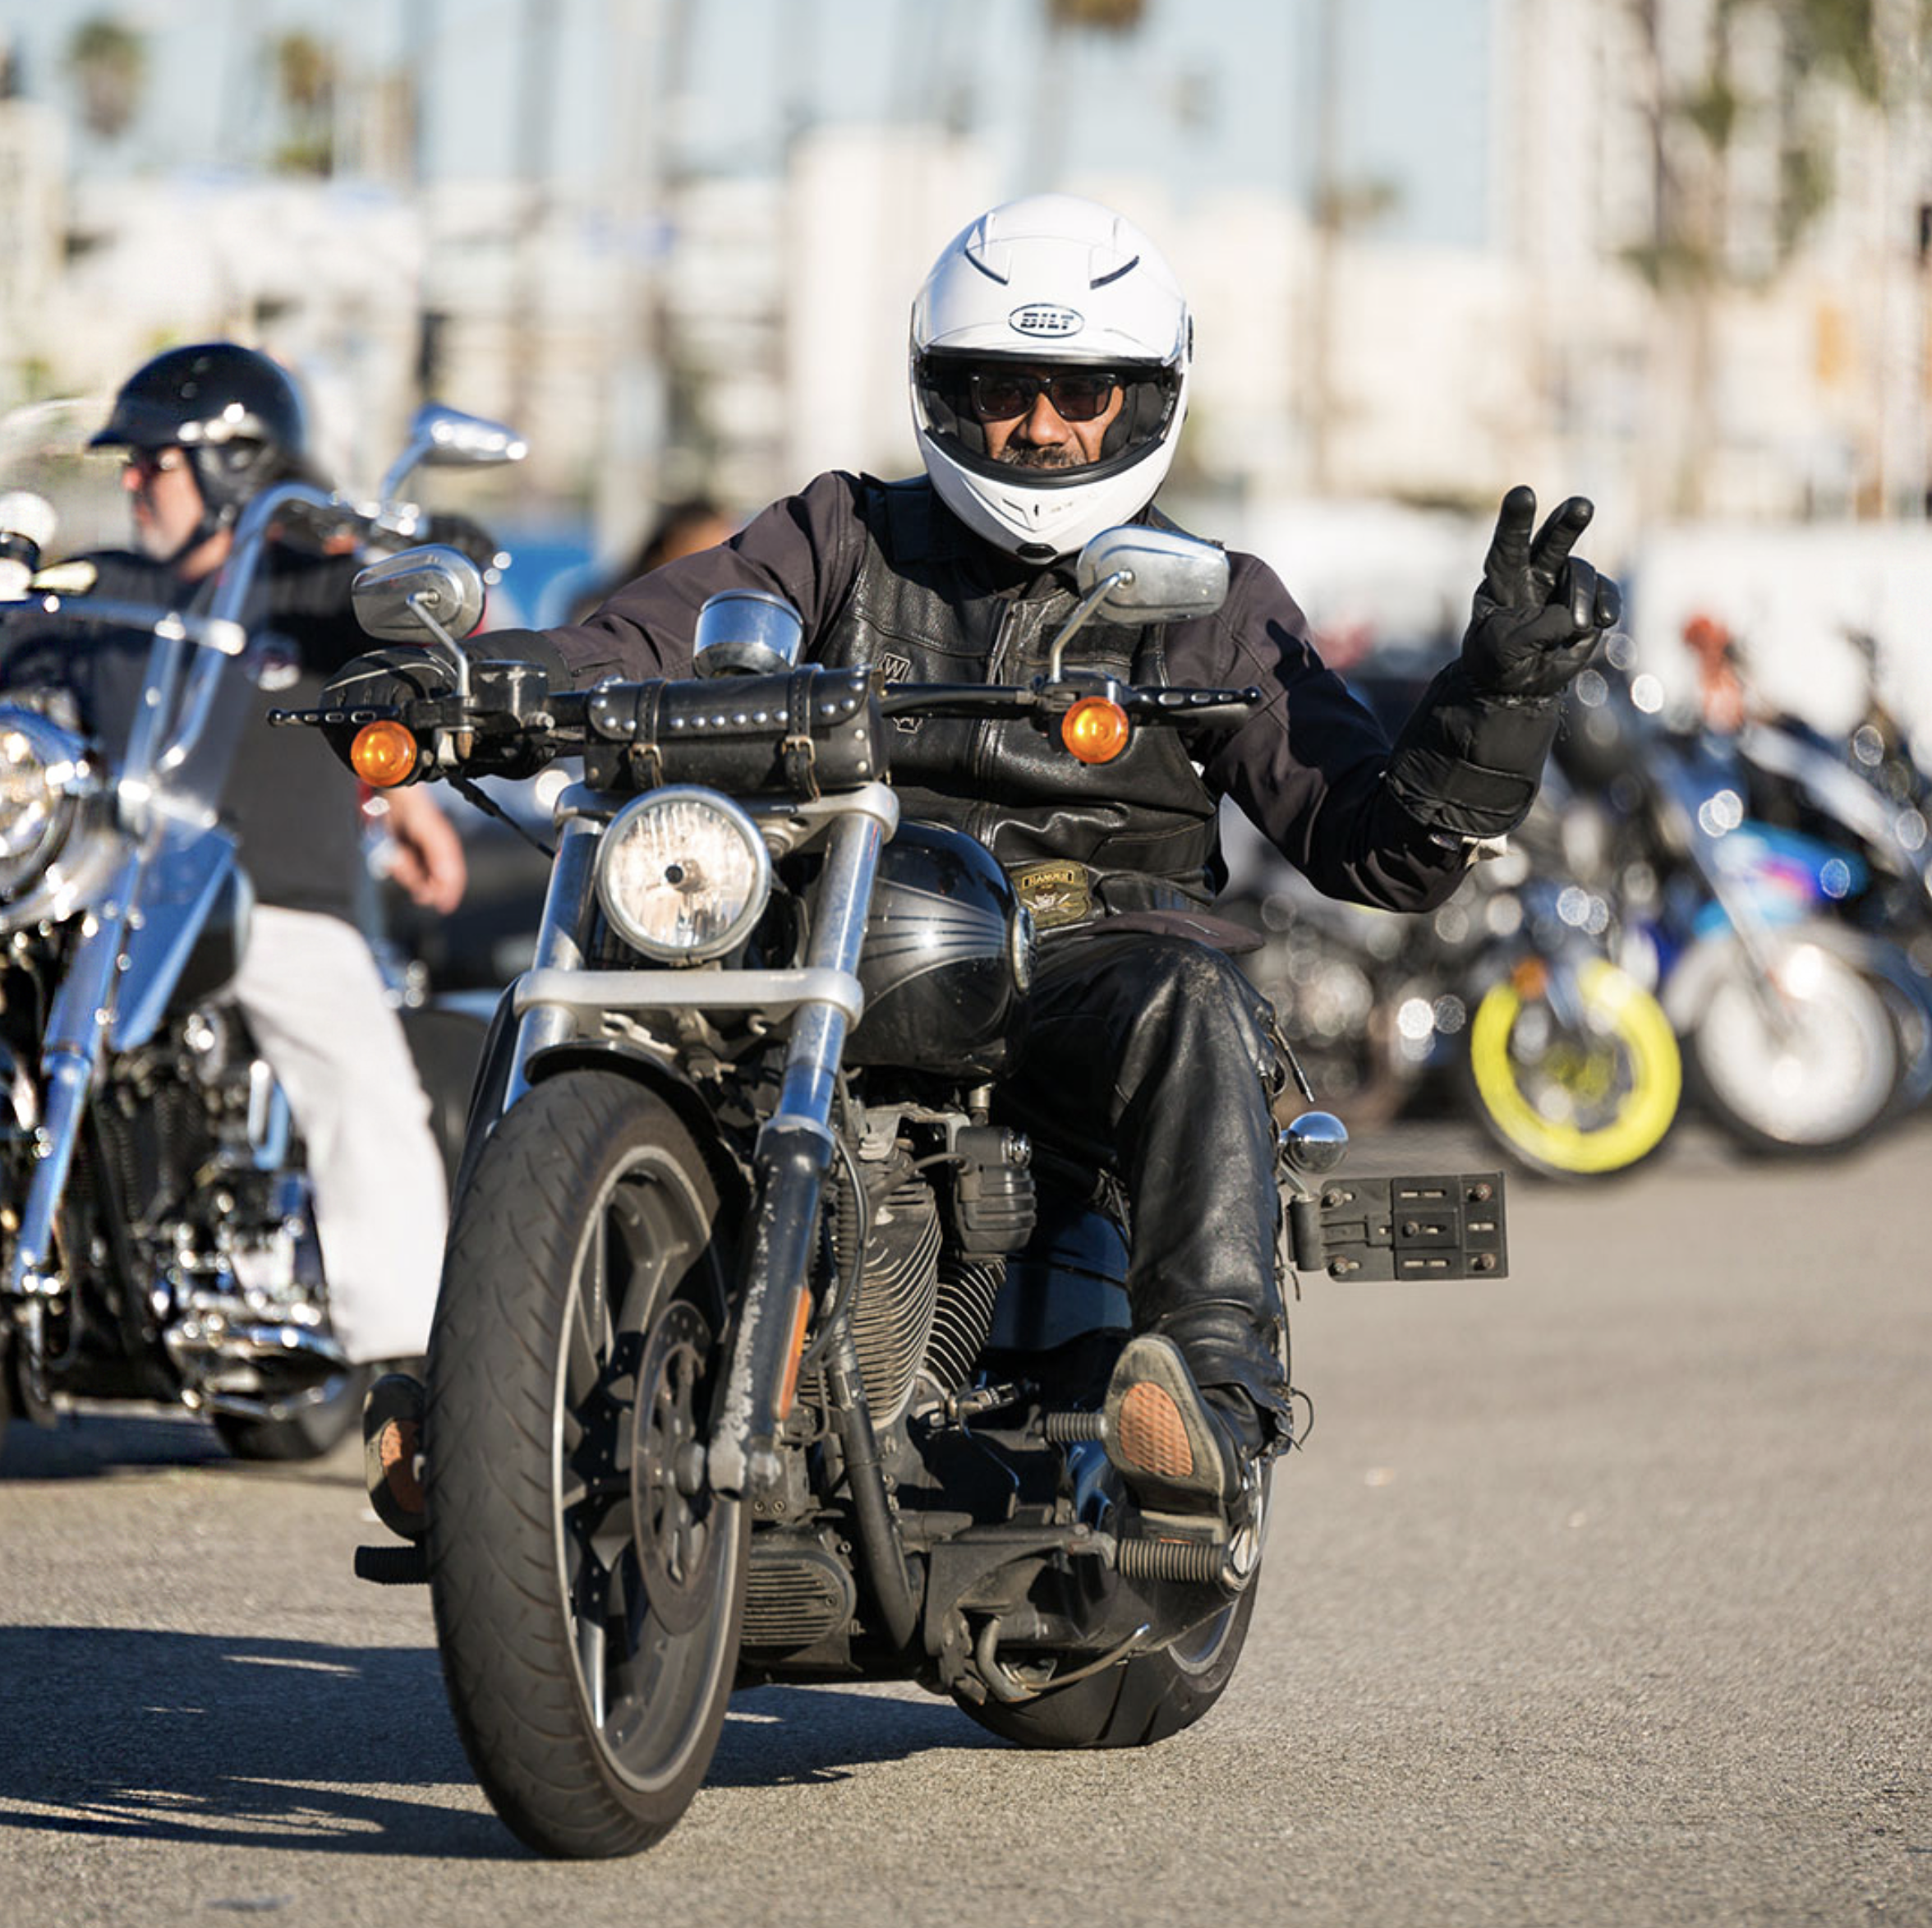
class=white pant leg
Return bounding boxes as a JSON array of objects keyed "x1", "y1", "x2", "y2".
[{"x1": 230, "y1": 906, "x2": 448, "y2": 1364}]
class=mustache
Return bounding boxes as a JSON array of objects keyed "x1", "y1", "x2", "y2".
[{"x1": 993, "y1": 444, "x2": 1088, "y2": 471}]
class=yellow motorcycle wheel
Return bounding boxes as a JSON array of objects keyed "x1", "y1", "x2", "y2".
[{"x1": 1466, "y1": 955, "x2": 1682, "y2": 1178}]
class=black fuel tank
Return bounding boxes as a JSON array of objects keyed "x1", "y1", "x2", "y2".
[{"x1": 845, "y1": 821, "x2": 1035, "y2": 1078}]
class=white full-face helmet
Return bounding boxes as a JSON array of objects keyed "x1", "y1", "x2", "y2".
[{"x1": 910, "y1": 194, "x2": 1192, "y2": 562}]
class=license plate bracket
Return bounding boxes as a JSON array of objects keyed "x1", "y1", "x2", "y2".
[{"x1": 1289, "y1": 1173, "x2": 1508, "y2": 1281}]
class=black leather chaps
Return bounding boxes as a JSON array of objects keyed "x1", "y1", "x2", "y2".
[{"x1": 997, "y1": 927, "x2": 1293, "y2": 1446}]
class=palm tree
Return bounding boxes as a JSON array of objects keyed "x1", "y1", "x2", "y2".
[
  {"x1": 65, "y1": 15, "x2": 145, "y2": 142},
  {"x1": 269, "y1": 30, "x2": 338, "y2": 176}
]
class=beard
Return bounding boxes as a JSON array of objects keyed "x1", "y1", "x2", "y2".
[{"x1": 993, "y1": 443, "x2": 1088, "y2": 471}]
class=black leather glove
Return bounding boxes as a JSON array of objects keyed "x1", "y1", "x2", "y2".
[
  {"x1": 1460, "y1": 485, "x2": 1620, "y2": 697},
  {"x1": 316, "y1": 647, "x2": 460, "y2": 774},
  {"x1": 318, "y1": 635, "x2": 572, "y2": 780},
  {"x1": 1382, "y1": 485, "x2": 1622, "y2": 842}
]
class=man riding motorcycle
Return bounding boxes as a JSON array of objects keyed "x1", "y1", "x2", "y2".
[
  {"x1": 2, "y1": 342, "x2": 462, "y2": 1372},
  {"x1": 321, "y1": 195, "x2": 1619, "y2": 1525}
]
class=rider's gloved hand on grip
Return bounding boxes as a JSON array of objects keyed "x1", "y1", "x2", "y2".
[
  {"x1": 319, "y1": 637, "x2": 570, "y2": 780},
  {"x1": 1459, "y1": 485, "x2": 1622, "y2": 699},
  {"x1": 317, "y1": 648, "x2": 460, "y2": 775}
]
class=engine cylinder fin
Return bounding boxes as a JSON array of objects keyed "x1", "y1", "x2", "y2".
[
  {"x1": 807, "y1": 1176, "x2": 942, "y2": 1425},
  {"x1": 924, "y1": 1253, "x2": 1006, "y2": 1393}
]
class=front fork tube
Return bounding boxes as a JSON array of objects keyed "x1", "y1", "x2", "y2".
[
  {"x1": 706, "y1": 804, "x2": 889, "y2": 1504},
  {"x1": 503, "y1": 816, "x2": 601, "y2": 1108},
  {"x1": 7, "y1": 859, "x2": 140, "y2": 1397}
]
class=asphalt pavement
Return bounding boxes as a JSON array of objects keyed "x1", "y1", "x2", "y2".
[{"x1": 2, "y1": 1113, "x2": 1929, "y2": 1927}]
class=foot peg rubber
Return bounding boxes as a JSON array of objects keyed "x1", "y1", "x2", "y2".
[{"x1": 353, "y1": 1542, "x2": 429, "y2": 1586}]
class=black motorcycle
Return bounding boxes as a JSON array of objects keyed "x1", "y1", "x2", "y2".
[
  {"x1": 292, "y1": 527, "x2": 1509, "y2": 1857},
  {"x1": 0, "y1": 403, "x2": 519, "y2": 1462}
]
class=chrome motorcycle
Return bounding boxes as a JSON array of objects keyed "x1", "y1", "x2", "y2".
[
  {"x1": 297, "y1": 527, "x2": 1510, "y2": 1857},
  {"x1": 0, "y1": 403, "x2": 521, "y2": 1462}
]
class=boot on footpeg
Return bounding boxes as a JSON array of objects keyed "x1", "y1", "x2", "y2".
[{"x1": 1102, "y1": 1334, "x2": 1244, "y2": 1518}]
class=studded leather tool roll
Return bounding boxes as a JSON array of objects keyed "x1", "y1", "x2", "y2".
[{"x1": 580, "y1": 664, "x2": 889, "y2": 799}]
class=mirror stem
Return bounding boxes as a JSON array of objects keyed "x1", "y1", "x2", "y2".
[
  {"x1": 1046, "y1": 568, "x2": 1132, "y2": 682},
  {"x1": 406, "y1": 591, "x2": 472, "y2": 702}
]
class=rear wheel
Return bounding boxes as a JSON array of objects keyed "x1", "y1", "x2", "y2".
[
  {"x1": 425, "y1": 1070, "x2": 746, "y2": 1858},
  {"x1": 955, "y1": 1578, "x2": 1262, "y2": 1749},
  {"x1": 1465, "y1": 955, "x2": 1681, "y2": 1179}
]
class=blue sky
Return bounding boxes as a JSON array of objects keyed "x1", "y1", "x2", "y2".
[{"x1": 1, "y1": 0, "x2": 1495, "y2": 245}]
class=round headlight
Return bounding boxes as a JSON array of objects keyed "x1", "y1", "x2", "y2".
[
  {"x1": 596, "y1": 786, "x2": 772, "y2": 962},
  {"x1": 0, "y1": 706, "x2": 94, "y2": 899}
]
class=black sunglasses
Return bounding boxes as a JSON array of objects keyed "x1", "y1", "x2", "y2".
[
  {"x1": 122, "y1": 448, "x2": 187, "y2": 482},
  {"x1": 966, "y1": 368, "x2": 1119, "y2": 425}
]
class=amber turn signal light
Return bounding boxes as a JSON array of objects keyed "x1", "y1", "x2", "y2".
[
  {"x1": 1511, "y1": 955, "x2": 1550, "y2": 1001},
  {"x1": 350, "y1": 719, "x2": 421, "y2": 789},
  {"x1": 1060, "y1": 695, "x2": 1131, "y2": 766}
]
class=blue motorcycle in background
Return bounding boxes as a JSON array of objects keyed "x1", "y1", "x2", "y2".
[{"x1": 1560, "y1": 653, "x2": 1917, "y2": 1156}]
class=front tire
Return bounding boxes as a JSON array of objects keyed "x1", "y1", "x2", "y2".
[
  {"x1": 1465, "y1": 955, "x2": 1682, "y2": 1179},
  {"x1": 425, "y1": 1071, "x2": 746, "y2": 1858},
  {"x1": 1686, "y1": 935, "x2": 1899, "y2": 1155}
]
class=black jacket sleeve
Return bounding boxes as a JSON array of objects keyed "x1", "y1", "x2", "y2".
[
  {"x1": 498, "y1": 472, "x2": 868, "y2": 686},
  {"x1": 1163, "y1": 553, "x2": 1471, "y2": 914}
]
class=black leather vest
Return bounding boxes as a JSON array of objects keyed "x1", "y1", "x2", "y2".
[{"x1": 814, "y1": 478, "x2": 1224, "y2": 921}]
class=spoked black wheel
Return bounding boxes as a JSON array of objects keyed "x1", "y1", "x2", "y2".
[{"x1": 426, "y1": 1071, "x2": 747, "y2": 1858}]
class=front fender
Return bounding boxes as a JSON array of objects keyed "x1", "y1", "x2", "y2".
[{"x1": 453, "y1": 1012, "x2": 748, "y2": 1213}]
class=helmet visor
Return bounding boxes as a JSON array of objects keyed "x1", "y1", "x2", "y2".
[{"x1": 914, "y1": 350, "x2": 1181, "y2": 485}]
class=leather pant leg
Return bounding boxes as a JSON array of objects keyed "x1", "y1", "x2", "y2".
[{"x1": 999, "y1": 928, "x2": 1291, "y2": 1444}]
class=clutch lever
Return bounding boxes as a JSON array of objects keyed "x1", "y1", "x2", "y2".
[{"x1": 1120, "y1": 685, "x2": 1263, "y2": 724}]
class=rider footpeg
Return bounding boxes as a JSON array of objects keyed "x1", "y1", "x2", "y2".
[
  {"x1": 1037, "y1": 1410, "x2": 1106, "y2": 1443},
  {"x1": 353, "y1": 1542, "x2": 429, "y2": 1585}
]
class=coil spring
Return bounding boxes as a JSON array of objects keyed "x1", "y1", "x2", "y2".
[
  {"x1": 1039, "y1": 1410, "x2": 1106, "y2": 1443},
  {"x1": 1114, "y1": 1536, "x2": 1225, "y2": 1585}
]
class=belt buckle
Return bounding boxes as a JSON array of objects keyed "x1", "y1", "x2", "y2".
[{"x1": 1010, "y1": 859, "x2": 1092, "y2": 930}]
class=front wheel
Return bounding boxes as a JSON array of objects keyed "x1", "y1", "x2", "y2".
[
  {"x1": 426, "y1": 1070, "x2": 747, "y2": 1858},
  {"x1": 1686, "y1": 936, "x2": 1899, "y2": 1155},
  {"x1": 1465, "y1": 955, "x2": 1682, "y2": 1179}
]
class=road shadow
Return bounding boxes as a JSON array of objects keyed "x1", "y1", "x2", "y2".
[
  {"x1": 0, "y1": 1409, "x2": 356, "y2": 1485},
  {"x1": 0, "y1": 1626, "x2": 1001, "y2": 1856},
  {"x1": 0, "y1": 1625, "x2": 504, "y2": 1858},
  {"x1": 711, "y1": 1681, "x2": 1001, "y2": 1786}
]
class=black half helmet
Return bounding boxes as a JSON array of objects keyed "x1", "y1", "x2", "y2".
[{"x1": 89, "y1": 342, "x2": 319, "y2": 525}]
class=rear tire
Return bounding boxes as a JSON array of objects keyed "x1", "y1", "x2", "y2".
[
  {"x1": 426, "y1": 1070, "x2": 746, "y2": 1858},
  {"x1": 955, "y1": 1581, "x2": 1262, "y2": 1750}
]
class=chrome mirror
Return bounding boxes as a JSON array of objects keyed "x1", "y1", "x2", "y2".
[
  {"x1": 352, "y1": 545, "x2": 484, "y2": 646},
  {"x1": 1048, "y1": 526, "x2": 1230, "y2": 679},
  {"x1": 376, "y1": 405, "x2": 527, "y2": 504}
]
